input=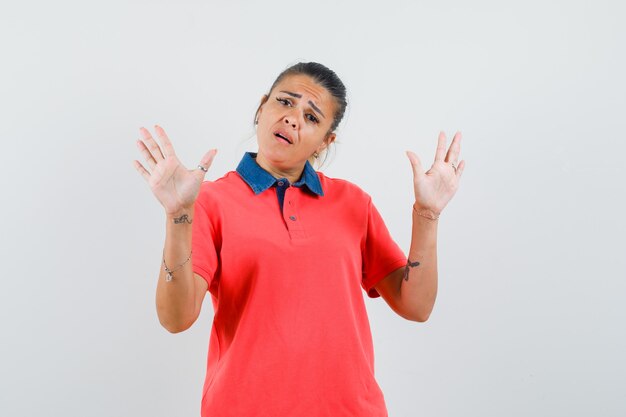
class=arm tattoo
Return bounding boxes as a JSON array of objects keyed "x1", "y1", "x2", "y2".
[
  {"x1": 173, "y1": 214, "x2": 193, "y2": 224},
  {"x1": 403, "y1": 258, "x2": 421, "y2": 281}
]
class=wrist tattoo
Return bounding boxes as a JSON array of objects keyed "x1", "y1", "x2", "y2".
[
  {"x1": 403, "y1": 258, "x2": 421, "y2": 281},
  {"x1": 173, "y1": 214, "x2": 193, "y2": 224}
]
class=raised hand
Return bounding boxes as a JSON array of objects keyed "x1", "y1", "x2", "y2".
[
  {"x1": 406, "y1": 131, "x2": 465, "y2": 216},
  {"x1": 133, "y1": 125, "x2": 218, "y2": 215}
]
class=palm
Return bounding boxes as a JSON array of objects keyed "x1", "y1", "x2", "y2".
[
  {"x1": 148, "y1": 154, "x2": 202, "y2": 212},
  {"x1": 406, "y1": 131, "x2": 465, "y2": 215},
  {"x1": 133, "y1": 125, "x2": 218, "y2": 215}
]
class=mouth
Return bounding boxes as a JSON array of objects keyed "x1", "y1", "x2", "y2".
[{"x1": 273, "y1": 131, "x2": 293, "y2": 144}]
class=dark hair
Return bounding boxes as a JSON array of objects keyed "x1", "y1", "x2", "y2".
[{"x1": 254, "y1": 62, "x2": 348, "y2": 135}]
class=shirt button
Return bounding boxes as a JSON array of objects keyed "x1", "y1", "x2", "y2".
[
  {"x1": 277, "y1": 181, "x2": 284, "y2": 186},
  {"x1": 289, "y1": 215, "x2": 297, "y2": 221}
]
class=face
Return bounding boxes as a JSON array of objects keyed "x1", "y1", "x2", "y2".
[{"x1": 255, "y1": 74, "x2": 336, "y2": 172}]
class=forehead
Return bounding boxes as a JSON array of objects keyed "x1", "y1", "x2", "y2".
[{"x1": 272, "y1": 74, "x2": 334, "y2": 112}]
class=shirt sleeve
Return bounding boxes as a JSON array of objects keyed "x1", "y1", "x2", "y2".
[
  {"x1": 191, "y1": 191, "x2": 221, "y2": 297},
  {"x1": 361, "y1": 197, "x2": 407, "y2": 298}
]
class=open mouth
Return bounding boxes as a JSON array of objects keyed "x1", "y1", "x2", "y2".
[{"x1": 274, "y1": 132, "x2": 292, "y2": 144}]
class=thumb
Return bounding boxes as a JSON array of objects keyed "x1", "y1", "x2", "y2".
[
  {"x1": 195, "y1": 148, "x2": 218, "y2": 179},
  {"x1": 405, "y1": 150, "x2": 423, "y2": 181}
]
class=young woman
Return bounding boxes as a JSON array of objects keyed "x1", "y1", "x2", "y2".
[{"x1": 133, "y1": 62, "x2": 465, "y2": 416}]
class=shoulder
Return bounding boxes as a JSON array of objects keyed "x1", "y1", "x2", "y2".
[
  {"x1": 196, "y1": 171, "x2": 245, "y2": 208},
  {"x1": 316, "y1": 172, "x2": 372, "y2": 204}
]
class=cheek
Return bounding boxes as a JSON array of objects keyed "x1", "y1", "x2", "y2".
[{"x1": 309, "y1": 133, "x2": 329, "y2": 148}]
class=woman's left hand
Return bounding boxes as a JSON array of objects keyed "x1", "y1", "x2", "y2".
[{"x1": 406, "y1": 131, "x2": 465, "y2": 216}]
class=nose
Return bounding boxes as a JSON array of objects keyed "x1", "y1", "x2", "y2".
[{"x1": 283, "y1": 115, "x2": 297, "y2": 129}]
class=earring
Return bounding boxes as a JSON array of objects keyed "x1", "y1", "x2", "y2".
[{"x1": 313, "y1": 151, "x2": 319, "y2": 159}]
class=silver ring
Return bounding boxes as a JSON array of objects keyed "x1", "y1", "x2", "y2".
[{"x1": 197, "y1": 165, "x2": 208, "y2": 172}]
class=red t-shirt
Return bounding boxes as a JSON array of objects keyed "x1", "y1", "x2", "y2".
[{"x1": 192, "y1": 169, "x2": 406, "y2": 417}]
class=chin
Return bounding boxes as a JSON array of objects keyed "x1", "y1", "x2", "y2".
[
  {"x1": 257, "y1": 143, "x2": 286, "y2": 160},
  {"x1": 258, "y1": 146, "x2": 302, "y2": 169}
]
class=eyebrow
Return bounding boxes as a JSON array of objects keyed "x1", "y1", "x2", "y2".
[{"x1": 279, "y1": 90, "x2": 325, "y2": 119}]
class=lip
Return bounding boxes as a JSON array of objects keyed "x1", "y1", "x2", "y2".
[
  {"x1": 273, "y1": 129, "x2": 294, "y2": 144},
  {"x1": 274, "y1": 135, "x2": 291, "y2": 146}
]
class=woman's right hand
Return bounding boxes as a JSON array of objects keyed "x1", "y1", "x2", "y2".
[{"x1": 133, "y1": 125, "x2": 218, "y2": 215}]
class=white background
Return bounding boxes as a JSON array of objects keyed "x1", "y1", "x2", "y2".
[{"x1": 1, "y1": 0, "x2": 625, "y2": 416}]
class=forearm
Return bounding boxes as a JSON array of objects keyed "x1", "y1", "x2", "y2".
[
  {"x1": 155, "y1": 206, "x2": 196, "y2": 333},
  {"x1": 400, "y1": 205, "x2": 439, "y2": 321}
]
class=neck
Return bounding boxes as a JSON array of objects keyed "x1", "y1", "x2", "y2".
[{"x1": 255, "y1": 152, "x2": 304, "y2": 184}]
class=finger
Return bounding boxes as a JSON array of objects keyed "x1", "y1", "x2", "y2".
[
  {"x1": 445, "y1": 131, "x2": 462, "y2": 163},
  {"x1": 136, "y1": 139, "x2": 157, "y2": 171},
  {"x1": 194, "y1": 148, "x2": 218, "y2": 179},
  {"x1": 434, "y1": 131, "x2": 447, "y2": 163},
  {"x1": 140, "y1": 127, "x2": 165, "y2": 162},
  {"x1": 456, "y1": 159, "x2": 466, "y2": 178},
  {"x1": 132, "y1": 160, "x2": 151, "y2": 182},
  {"x1": 154, "y1": 125, "x2": 176, "y2": 158},
  {"x1": 405, "y1": 150, "x2": 424, "y2": 181}
]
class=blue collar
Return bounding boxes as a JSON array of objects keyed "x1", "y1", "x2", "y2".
[{"x1": 236, "y1": 152, "x2": 324, "y2": 196}]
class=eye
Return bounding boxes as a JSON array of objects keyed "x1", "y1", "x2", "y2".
[
  {"x1": 276, "y1": 97, "x2": 292, "y2": 106},
  {"x1": 306, "y1": 113, "x2": 319, "y2": 124}
]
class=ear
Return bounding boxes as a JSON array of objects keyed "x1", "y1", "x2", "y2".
[
  {"x1": 318, "y1": 132, "x2": 336, "y2": 153},
  {"x1": 255, "y1": 94, "x2": 269, "y2": 122}
]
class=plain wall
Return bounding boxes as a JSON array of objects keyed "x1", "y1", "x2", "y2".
[{"x1": 1, "y1": 0, "x2": 624, "y2": 416}]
